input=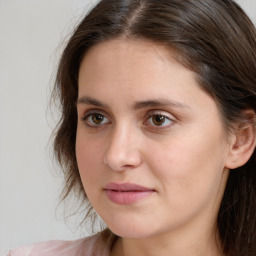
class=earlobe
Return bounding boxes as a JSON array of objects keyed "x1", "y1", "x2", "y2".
[{"x1": 225, "y1": 112, "x2": 256, "y2": 170}]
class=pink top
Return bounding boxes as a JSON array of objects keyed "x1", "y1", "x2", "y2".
[{"x1": 7, "y1": 233, "x2": 112, "y2": 256}]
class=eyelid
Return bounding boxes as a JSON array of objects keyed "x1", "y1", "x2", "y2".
[
  {"x1": 146, "y1": 109, "x2": 175, "y2": 120},
  {"x1": 81, "y1": 108, "x2": 108, "y2": 119},
  {"x1": 80, "y1": 109, "x2": 111, "y2": 127},
  {"x1": 144, "y1": 110, "x2": 175, "y2": 128}
]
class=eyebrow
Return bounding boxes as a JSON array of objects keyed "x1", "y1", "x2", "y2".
[
  {"x1": 77, "y1": 96, "x2": 109, "y2": 108},
  {"x1": 132, "y1": 99, "x2": 191, "y2": 110},
  {"x1": 77, "y1": 96, "x2": 191, "y2": 110}
]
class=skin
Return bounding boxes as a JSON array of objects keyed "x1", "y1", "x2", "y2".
[{"x1": 76, "y1": 39, "x2": 232, "y2": 256}]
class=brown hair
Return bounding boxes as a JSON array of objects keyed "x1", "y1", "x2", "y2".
[{"x1": 53, "y1": 0, "x2": 256, "y2": 255}]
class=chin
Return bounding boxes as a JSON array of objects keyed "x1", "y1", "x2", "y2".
[
  {"x1": 105, "y1": 219, "x2": 158, "y2": 239},
  {"x1": 110, "y1": 228, "x2": 151, "y2": 239}
]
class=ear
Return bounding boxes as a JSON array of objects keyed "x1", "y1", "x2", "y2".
[{"x1": 225, "y1": 110, "x2": 256, "y2": 169}]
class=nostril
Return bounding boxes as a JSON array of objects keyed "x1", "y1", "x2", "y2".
[{"x1": 103, "y1": 147, "x2": 142, "y2": 172}]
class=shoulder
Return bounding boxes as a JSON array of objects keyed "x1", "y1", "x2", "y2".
[{"x1": 7, "y1": 233, "x2": 110, "y2": 256}]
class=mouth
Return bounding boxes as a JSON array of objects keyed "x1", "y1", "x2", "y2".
[{"x1": 103, "y1": 182, "x2": 155, "y2": 205}]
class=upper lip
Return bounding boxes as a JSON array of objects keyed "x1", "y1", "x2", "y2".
[{"x1": 104, "y1": 182, "x2": 154, "y2": 192}]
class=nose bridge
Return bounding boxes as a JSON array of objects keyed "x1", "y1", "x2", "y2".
[
  {"x1": 112, "y1": 122, "x2": 131, "y2": 148},
  {"x1": 104, "y1": 122, "x2": 142, "y2": 171}
]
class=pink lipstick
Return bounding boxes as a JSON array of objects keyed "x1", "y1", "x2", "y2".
[{"x1": 104, "y1": 183, "x2": 155, "y2": 205}]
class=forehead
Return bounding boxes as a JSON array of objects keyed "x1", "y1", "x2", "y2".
[
  {"x1": 81, "y1": 38, "x2": 174, "y2": 63},
  {"x1": 78, "y1": 39, "x2": 197, "y2": 94}
]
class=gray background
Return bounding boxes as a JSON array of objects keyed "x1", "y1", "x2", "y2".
[{"x1": 0, "y1": 0, "x2": 255, "y2": 254}]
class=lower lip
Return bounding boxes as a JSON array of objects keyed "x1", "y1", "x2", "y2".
[{"x1": 105, "y1": 190, "x2": 154, "y2": 205}]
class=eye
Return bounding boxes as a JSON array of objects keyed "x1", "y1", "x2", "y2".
[
  {"x1": 145, "y1": 113, "x2": 174, "y2": 128},
  {"x1": 82, "y1": 112, "x2": 110, "y2": 126}
]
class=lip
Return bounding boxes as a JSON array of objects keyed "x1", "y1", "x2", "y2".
[{"x1": 104, "y1": 182, "x2": 155, "y2": 205}]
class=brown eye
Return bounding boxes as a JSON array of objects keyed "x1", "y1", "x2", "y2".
[
  {"x1": 152, "y1": 115, "x2": 166, "y2": 126},
  {"x1": 147, "y1": 114, "x2": 173, "y2": 128},
  {"x1": 91, "y1": 114, "x2": 105, "y2": 124},
  {"x1": 83, "y1": 112, "x2": 110, "y2": 126}
]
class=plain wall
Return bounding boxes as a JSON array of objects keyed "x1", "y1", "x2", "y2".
[
  {"x1": 0, "y1": 1, "x2": 98, "y2": 254},
  {"x1": 0, "y1": 0, "x2": 255, "y2": 255}
]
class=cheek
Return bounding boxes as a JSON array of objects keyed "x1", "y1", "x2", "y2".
[
  {"x1": 147, "y1": 133, "x2": 226, "y2": 196},
  {"x1": 146, "y1": 140, "x2": 227, "y2": 227},
  {"x1": 75, "y1": 134, "x2": 104, "y2": 186}
]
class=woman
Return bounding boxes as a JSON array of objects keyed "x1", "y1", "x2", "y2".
[{"x1": 8, "y1": 0, "x2": 256, "y2": 255}]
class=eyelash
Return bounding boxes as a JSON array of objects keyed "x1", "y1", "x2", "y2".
[
  {"x1": 81, "y1": 110, "x2": 175, "y2": 129},
  {"x1": 81, "y1": 111, "x2": 110, "y2": 127},
  {"x1": 144, "y1": 112, "x2": 174, "y2": 129}
]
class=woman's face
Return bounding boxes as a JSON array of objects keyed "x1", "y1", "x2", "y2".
[{"x1": 76, "y1": 39, "x2": 230, "y2": 239}]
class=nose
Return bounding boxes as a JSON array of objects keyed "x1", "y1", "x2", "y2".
[{"x1": 104, "y1": 124, "x2": 143, "y2": 171}]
